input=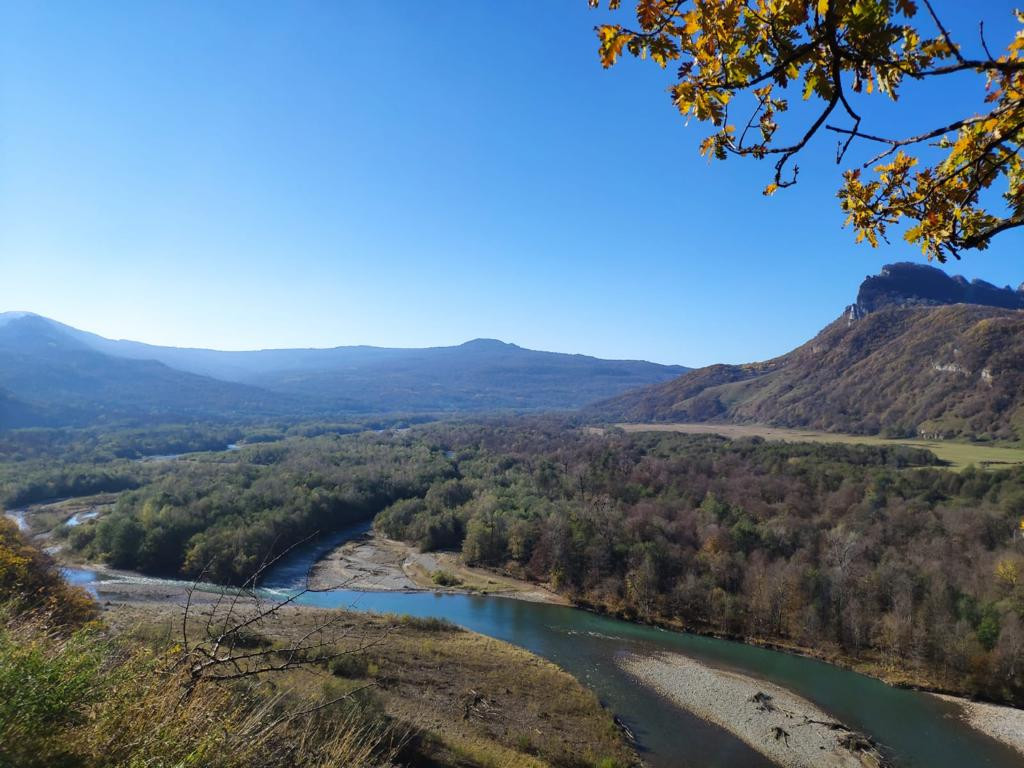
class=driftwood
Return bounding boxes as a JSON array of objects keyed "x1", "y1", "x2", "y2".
[
  {"x1": 838, "y1": 732, "x2": 878, "y2": 753},
  {"x1": 463, "y1": 689, "x2": 500, "y2": 721},
  {"x1": 750, "y1": 690, "x2": 777, "y2": 712},
  {"x1": 614, "y1": 714, "x2": 637, "y2": 743}
]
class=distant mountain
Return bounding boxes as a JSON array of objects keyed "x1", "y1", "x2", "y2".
[
  {"x1": 0, "y1": 387, "x2": 50, "y2": 430},
  {"x1": 0, "y1": 313, "x2": 688, "y2": 427},
  {"x1": 0, "y1": 314, "x2": 290, "y2": 428},
  {"x1": 232, "y1": 338, "x2": 689, "y2": 412},
  {"x1": 595, "y1": 263, "x2": 1024, "y2": 441}
]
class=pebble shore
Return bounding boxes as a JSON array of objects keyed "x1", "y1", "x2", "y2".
[
  {"x1": 619, "y1": 652, "x2": 887, "y2": 768},
  {"x1": 933, "y1": 694, "x2": 1024, "y2": 758}
]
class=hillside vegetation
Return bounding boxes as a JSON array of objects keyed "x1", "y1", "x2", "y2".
[
  {"x1": 0, "y1": 518, "x2": 404, "y2": 768},
  {"x1": 597, "y1": 302, "x2": 1024, "y2": 442}
]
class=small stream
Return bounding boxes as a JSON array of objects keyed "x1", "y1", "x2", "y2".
[
  {"x1": 136, "y1": 442, "x2": 241, "y2": 463},
  {"x1": 3, "y1": 508, "x2": 28, "y2": 532},
  {"x1": 68, "y1": 525, "x2": 1023, "y2": 768}
]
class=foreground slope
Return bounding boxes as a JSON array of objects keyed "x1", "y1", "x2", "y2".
[
  {"x1": 0, "y1": 518, "x2": 635, "y2": 768},
  {"x1": 596, "y1": 264, "x2": 1024, "y2": 441}
]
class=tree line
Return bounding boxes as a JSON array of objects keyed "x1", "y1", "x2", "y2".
[{"x1": 379, "y1": 422, "x2": 1024, "y2": 704}]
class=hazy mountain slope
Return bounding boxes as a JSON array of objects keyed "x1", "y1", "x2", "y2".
[
  {"x1": 0, "y1": 313, "x2": 688, "y2": 422},
  {"x1": 596, "y1": 264, "x2": 1024, "y2": 441},
  {"x1": 0, "y1": 315, "x2": 290, "y2": 427},
  {"x1": 243, "y1": 338, "x2": 690, "y2": 411},
  {"x1": 0, "y1": 388, "x2": 53, "y2": 429}
]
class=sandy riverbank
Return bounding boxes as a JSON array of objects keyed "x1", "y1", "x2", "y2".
[
  {"x1": 933, "y1": 694, "x2": 1024, "y2": 758},
  {"x1": 308, "y1": 530, "x2": 568, "y2": 604},
  {"x1": 619, "y1": 652, "x2": 887, "y2": 768}
]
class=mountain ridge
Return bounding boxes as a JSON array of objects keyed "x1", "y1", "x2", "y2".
[
  {"x1": 594, "y1": 263, "x2": 1024, "y2": 442},
  {"x1": 849, "y1": 262, "x2": 1024, "y2": 317},
  {"x1": 0, "y1": 314, "x2": 689, "y2": 427}
]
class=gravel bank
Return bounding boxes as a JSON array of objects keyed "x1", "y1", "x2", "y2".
[
  {"x1": 309, "y1": 531, "x2": 567, "y2": 604},
  {"x1": 619, "y1": 652, "x2": 888, "y2": 768},
  {"x1": 309, "y1": 535, "x2": 420, "y2": 591},
  {"x1": 933, "y1": 694, "x2": 1024, "y2": 757}
]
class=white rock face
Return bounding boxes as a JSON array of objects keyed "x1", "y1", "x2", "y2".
[{"x1": 932, "y1": 362, "x2": 970, "y2": 375}]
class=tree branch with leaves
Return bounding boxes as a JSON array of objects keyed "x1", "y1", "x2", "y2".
[{"x1": 589, "y1": 0, "x2": 1024, "y2": 260}]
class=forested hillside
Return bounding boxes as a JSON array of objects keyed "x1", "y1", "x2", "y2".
[{"x1": 596, "y1": 265, "x2": 1024, "y2": 442}]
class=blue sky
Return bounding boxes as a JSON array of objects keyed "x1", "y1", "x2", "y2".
[{"x1": 1, "y1": 1, "x2": 1021, "y2": 367}]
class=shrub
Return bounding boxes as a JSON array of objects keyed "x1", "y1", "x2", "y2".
[
  {"x1": 0, "y1": 518, "x2": 96, "y2": 626},
  {"x1": 329, "y1": 653, "x2": 370, "y2": 678},
  {"x1": 431, "y1": 569, "x2": 460, "y2": 587},
  {"x1": 398, "y1": 615, "x2": 459, "y2": 633}
]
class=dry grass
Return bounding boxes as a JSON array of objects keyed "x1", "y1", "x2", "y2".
[
  {"x1": 369, "y1": 617, "x2": 632, "y2": 767},
  {"x1": 0, "y1": 609, "x2": 406, "y2": 768},
  {"x1": 108, "y1": 599, "x2": 636, "y2": 768}
]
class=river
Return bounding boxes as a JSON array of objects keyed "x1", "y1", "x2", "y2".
[{"x1": 70, "y1": 524, "x2": 1023, "y2": 768}]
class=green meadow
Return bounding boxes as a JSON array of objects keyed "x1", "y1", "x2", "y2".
[{"x1": 617, "y1": 422, "x2": 1024, "y2": 471}]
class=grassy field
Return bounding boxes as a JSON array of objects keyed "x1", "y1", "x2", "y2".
[{"x1": 616, "y1": 423, "x2": 1024, "y2": 471}]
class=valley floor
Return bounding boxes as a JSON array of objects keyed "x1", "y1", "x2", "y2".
[
  {"x1": 299, "y1": 530, "x2": 1024, "y2": 764},
  {"x1": 311, "y1": 531, "x2": 1024, "y2": 765},
  {"x1": 27, "y1": 482, "x2": 1024, "y2": 768}
]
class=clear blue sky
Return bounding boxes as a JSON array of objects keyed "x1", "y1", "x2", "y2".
[{"x1": 1, "y1": 2, "x2": 1021, "y2": 366}]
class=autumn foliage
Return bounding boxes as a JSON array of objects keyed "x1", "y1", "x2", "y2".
[
  {"x1": 589, "y1": 0, "x2": 1024, "y2": 260},
  {"x1": 0, "y1": 518, "x2": 95, "y2": 627}
]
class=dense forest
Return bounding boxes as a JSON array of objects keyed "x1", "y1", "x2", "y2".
[
  {"x1": 0, "y1": 420, "x2": 409, "y2": 509},
  {"x1": 26, "y1": 420, "x2": 1024, "y2": 705},
  {"x1": 63, "y1": 435, "x2": 452, "y2": 583}
]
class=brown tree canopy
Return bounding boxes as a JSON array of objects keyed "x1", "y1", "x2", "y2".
[{"x1": 588, "y1": 1, "x2": 1024, "y2": 261}]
